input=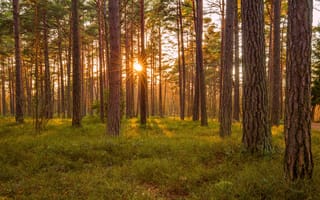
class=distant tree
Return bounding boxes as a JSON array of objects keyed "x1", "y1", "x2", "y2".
[
  {"x1": 284, "y1": 0, "x2": 313, "y2": 181},
  {"x1": 1, "y1": 62, "x2": 6, "y2": 116},
  {"x1": 107, "y1": 0, "x2": 121, "y2": 135},
  {"x1": 219, "y1": 0, "x2": 235, "y2": 136},
  {"x1": 71, "y1": 0, "x2": 81, "y2": 127},
  {"x1": 13, "y1": 0, "x2": 24, "y2": 123},
  {"x1": 241, "y1": 0, "x2": 271, "y2": 153}
]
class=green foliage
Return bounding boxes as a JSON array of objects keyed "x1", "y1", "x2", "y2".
[{"x1": 0, "y1": 117, "x2": 319, "y2": 199}]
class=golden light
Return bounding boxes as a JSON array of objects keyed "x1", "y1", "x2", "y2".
[{"x1": 134, "y1": 62, "x2": 143, "y2": 72}]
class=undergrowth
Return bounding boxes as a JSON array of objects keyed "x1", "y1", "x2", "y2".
[{"x1": 0, "y1": 116, "x2": 319, "y2": 199}]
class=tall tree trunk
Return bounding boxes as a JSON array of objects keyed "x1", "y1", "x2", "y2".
[
  {"x1": 58, "y1": 22, "x2": 65, "y2": 118},
  {"x1": 192, "y1": 0, "x2": 199, "y2": 121},
  {"x1": 33, "y1": 3, "x2": 41, "y2": 130},
  {"x1": 233, "y1": 0, "x2": 240, "y2": 121},
  {"x1": 130, "y1": 7, "x2": 135, "y2": 117},
  {"x1": 178, "y1": 0, "x2": 186, "y2": 120},
  {"x1": 43, "y1": 8, "x2": 52, "y2": 119},
  {"x1": 66, "y1": 13, "x2": 72, "y2": 118},
  {"x1": 71, "y1": 0, "x2": 81, "y2": 127},
  {"x1": 196, "y1": 0, "x2": 207, "y2": 126},
  {"x1": 270, "y1": 0, "x2": 281, "y2": 126},
  {"x1": 13, "y1": 0, "x2": 24, "y2": 123},
  {"x1": 284, "y1": 0, "x2": 313, "y2": 181},
  {"x1": 241, "y1": 0, "x2": 271, "y2": 153},
  {"x1": 97, "y1": 0, "x2": 105, "y2": 122},
  {"x1": 8, "y1": 60, "x2": 14, "y2": 115},
  {"x1": 1, "y1": 61, "x2": 6, "y2": 116},
  {"x1": 219, "y1": 0, "x2": 225, "y2": 123},
  {"x1": 220, "y1": 0, "x2": 235, "y2": 136},
  {"x1": 107, "y1": 0, "x2": 121, "y2": 135},
  {"x1": 125, "y1": 5, "x2": 134, "y2": 118},
  {"x1": 158, "y1": 26, "x2": 163, "y2": 117},
  {"x1": 177, "y1": 6, "x2": 183, "y2": 120},
  {"x1": 150, "y1": 36, "x2": 155, "y2": 116},
  {"x1": 140, "y1": 0, "x2": 147, "y2": 125}
]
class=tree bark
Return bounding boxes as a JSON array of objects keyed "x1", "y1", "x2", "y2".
[
  {"x1": 72, "y1": 0, "x2": 81, "y2": 127},
  {"x1": 241, "y1": 0, "x2": 271, "y2": 153},
  {"x1": 284, "y1": 0, "x2": 313, "y2": 181},
  {"x1": 192, "y1": 0, "x2": 199, "y2": 121},
  {"x1": 219, "y1": 0, "x2": 225, "y2": 123},
  {"x1": 13, "y1": 0, "x2": 24, "y2": 123},
  {"x1": 178, "y1": 0, "x2": 186, "y2": 120},
  {"x1": 107, "y1": 0, "x2": 121, "y2": 135},
  {"x1": 196, "y1": 0, "x2": 207, "y2": 126},
  {"x1": 220, "y1": 0, "x2": 235, "y2": 136},
  {"x1": 97, "y1": 0, "x2": 105, "y2": 122},
  {"x1": 270, "y1": 0, "x2": 281, "y2": 126}
]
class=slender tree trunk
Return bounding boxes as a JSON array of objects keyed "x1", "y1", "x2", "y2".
[
  {"x1": 13, "y1": 0, "x2": 24, "y2": 123},
  {"x1": 192, "y1": 0, "x2": 200, "y2": 121},
  {"x1": 8, "y1": 60, "x2": 14, "y2": 115},
  {"x1": 43, "y1": 8, "x2": 52, "y2": 119},
  {"x1": 241, "y1": 0, "x2": 271, "y2": 153},
  {"x1": 58, "y1": 22, "x2": 65, "y2": 118},
  {"x1": 233, "y1": 0, "x2": 240, "y2": 121},
  {"x1": 1, "y1": 61, "x2": 6, "y2": 116},
  {"x1": 130, "y1": 8, "x2": 135, "y2": 117},
  {"x1": 284, "y1": 0, "x2": 313, "y2": 181},
  {"x1": 150, "y1": 36, "x2": 155, "y2": 116},
  {"x1": 125, "y1": 5, "x2": 133, "y2": 119},
  {"x1": 219, "y1": 0, "x2": 225, "y2": 123},
  {"x1": 178, "y1": 0, "x2": 186, "y2": 120},
  {"x1": 107, "y1": 0, "x2": 121, "y2": 135},
  {"x1": 220, "y1": 0, "x2": 235, "y2": 136},
  {"x1": 159, "y1": 26, "x2": 163, "y2": 117},
  {"x1": 33, "y1": 3, "x2": 41, "y2": 130},
  {"x1": 196, "y1": 0, "x2": 207, "y2": 126},
  {"x1": 66, "y1": 13, "x2": 72, "y2": 118},
  {"x1": 177, "y1": 6, "x2": 183, "y2": 120},
  {"x1": 140, "y1": 0, "x2": 147, "y2": 125},
  {"x1": 270, "y1": 0, "x2": 281, "y2": 126},
  {"x1": 72, "y1": 0, "x2": 81, "y2": 127},
  {"x1": 97, "y1": 0, "x2": 105, "y2": 122},
  {"x1": 26, "y1": 65, "x2": 32, "y2": 116}
]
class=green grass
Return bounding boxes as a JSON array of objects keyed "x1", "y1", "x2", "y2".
[{"x1": 0, "y1": 116, "x2": 319, "y2": 199}]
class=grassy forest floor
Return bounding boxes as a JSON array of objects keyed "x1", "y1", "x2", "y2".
[{"x1": 0, "y1": 116, "x2": 320, "y2": 200}]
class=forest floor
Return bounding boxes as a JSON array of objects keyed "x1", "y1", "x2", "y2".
[{"x1": 0, "y1": 116, "x2": 319, "y2": 200}]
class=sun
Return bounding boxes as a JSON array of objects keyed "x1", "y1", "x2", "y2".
[{"x1": 134, "y1": 62, "x2": 143, "y2": 72}]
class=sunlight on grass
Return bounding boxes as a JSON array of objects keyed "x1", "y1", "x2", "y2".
[
  {"x1": 0, "y1": 117, "x2": 320, "y2": 199},
  {"x1": 153, "y1": 118, "x2": 174, "y2": 137}
]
